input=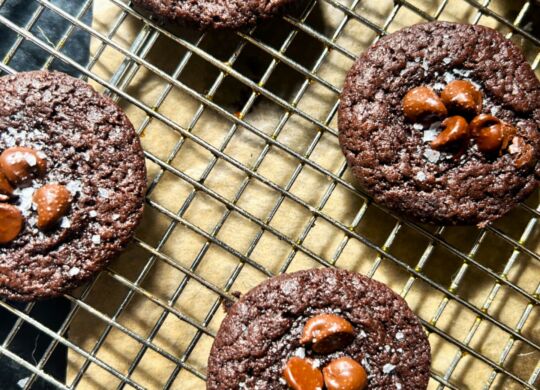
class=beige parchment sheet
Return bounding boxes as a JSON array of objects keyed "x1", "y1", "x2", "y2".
[{"x1": 66, "y1": 0, "x2": 540, "y2": 389}]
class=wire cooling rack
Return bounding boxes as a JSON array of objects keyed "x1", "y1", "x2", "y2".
[{"x1": 0, "y1": 0, "x2": 539, "y2": 389}]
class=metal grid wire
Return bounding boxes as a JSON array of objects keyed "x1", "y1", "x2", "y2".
[{"x1": 0, "y1": 0, "x2": 539, "y2": 388}]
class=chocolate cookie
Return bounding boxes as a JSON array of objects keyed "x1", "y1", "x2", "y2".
[
  {"x1": 132, "y1": 0, "x2": 302, "y2": 30},
  {"x1": 0, "y1": 71, "x2": 146, "y2": 301},
  {"x1": 338, "y1": 22, "x2": 540, "y2": 226},
  {"x1": 207, "y1": 268, "x2": 431, "y2": 389}
]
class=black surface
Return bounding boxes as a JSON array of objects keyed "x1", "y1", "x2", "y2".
[
  {"x1": 0, "y1": 299, "x2": 71, "y2": 390},
  {"x1": 0, "y1": 0, "x2": 92, "y2": 388},
  {"x1": 0, "y1": 0, "x2": 92, "y2": 76}
]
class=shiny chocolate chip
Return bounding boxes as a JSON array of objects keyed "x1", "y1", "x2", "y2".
[
  {"x1": 300, "y1": 313, "x2": 355, "y2": 354},
  {"x1": 441, "y1": 80, "x2": 483, "y2": 117},
  {"x1": 283, "y1": 357, "x2": 324, "y2": 390},
  {"x1": 0, "y1": 147, "x2": 46, "y2": 186},
  {"x1": 430, "y1": 116, "x2": 469, "y2": 152},
  {"x1": 33, "y1": 183, "x2": 71, "y2": 230},
  {"x1": 0, "y1": 171, "x2": 13, "y2": 202},
  {"x1": 323, "y1": 357, "x2": 368, "y2": 390},
  {"x1": 475, "y1": 125, "x2": 503, "y2": 154},
  {"x1": 469, "y1": 114, "x2": 504, "y2": 155},
  {"x1": 402, "y1": 86, "x2": 447, "y2": 123},
  {"x1": 0, "y1": 203, "x2": 24, "y2": 244},
  {"x1": 469, "y1": 114, "x2": 500, "y2": 137}
]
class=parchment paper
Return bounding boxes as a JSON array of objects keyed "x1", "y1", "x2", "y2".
[{"x1": 67, "y1": 1, "x2": 539, "y2": 389}]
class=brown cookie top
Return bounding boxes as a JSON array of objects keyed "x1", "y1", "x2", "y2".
[
  {"x1": 0, "y1": 71, "x2": 146, "y2": 301},
  {"x1": 132, "y1": 0, "x2": 302, "y2": 30},
  {"x1": 207, "y1": 268, "x2": 431, "y2": 389},
  {"x1": 338, "y1": 22, "x2": 539, "y2": 226}
]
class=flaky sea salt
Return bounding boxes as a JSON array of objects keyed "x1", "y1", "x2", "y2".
[
  {"x1": 91, "y1": 235, "x2": 101, "y2": 244},
  {"x1": 98, "y1": 188, "x2": 109, "y2": 198},
  {"x1": 361, "y1": 357, "x2": 371, "y2": 371},
  {"x1": 66, "y1": 180, "x2": 83, "y2": 194},
  {"x1": 432, "y1": 82, "x2": 445, "y2": 91},
  {"x1": 14, "y1": 187, "x2": 36, "y2": 216},
  {"x1": 89, "y1": 210, "x2": 97, "y2": 218},
  {"x1": 68, "y1": 267, "x2": 80, "y2": 277},
  {"x1": 442, "y1": 57, "x2": 452, "y2": 65},
  {"x1": 454, "y1": 68, "x2": 472, "y2": 78},
  {"x1": 383, "y1": 363, "x2": 396, "y2": 374},
  {"x1": 443, "y1": 72, "x2": 455, "y2": 83},
  {"x1": 294, "y1": 347, "x2": 305, "y2": 358},
  {"x1": 422, "y1": 130, "x2": 438, "y2": 142},
  {"x1": 112, "y1": 214, "x2": 120, "y2": 221},
  {"x1": 509, "y1": 139, "x2": 520, "y2": 154},
  {"x1": 423, "y1": 149, "x2": 441, "y2": 163},
  {"x1": 396, "y1": 383, "x2": 402, "y2": 389},
  {"x1": 17, "y1": 377, "x2": 30, "y2": 389},
  {"x1": 396, "y1": 332, "x2": 405, "y2": 341},
  {"x1": 60, "y1": 217, "x2": 71, "y2": 228},
  {"x1": 27, "y1": 216, "x2": 37, "y2": 227},
  {"x1": 415, "y1": 171, "x2": 427, "y2": 181},
  {"x1": 413, "y1": 123, "x2": 424, "y2": 131}
]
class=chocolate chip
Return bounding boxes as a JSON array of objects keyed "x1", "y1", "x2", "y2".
[
  {"x1": 0, "y1": 203, "x2": 24, "y2": 244},
  {"x1": 402, "y1": 86, "x2": 447, "y2": 123},
  {"x1": 475, "y1": 125, "x2": 503, "y2": 154},
  {"x1": 323, "y1": 357, "x2": 368, "y2": 390},
  {"x1": 300, "y1": 313, "x2": 355, "y2": 354},
  {"x1": 441, "y1": 80, "x2": 483, "y2": 117},
  {"x1": 430, "y1": 116, "x2": 469, "y2": 153},
  {"x1": 469, "y1": 114, "x2": 514, "y2": 155},
  {"x1": 0, "y1": 147, "x2": 46, "y2": 186},
  {"x1": 499, "y1": 123, "x2": 517, "y2": 152},
  {"x1": 283, "y1": 357, "x2": 324, "y2": 390},
  {"x1": 509, "y1": 137, "x2": 535, "y2": 168},
  {"x1": 33, "y1": 184, "x2": 71, "y2": 230},
  {"x1": 469, "y1": 114, "x2": 500, "y2": 137},
  {"x1": 0, "y1": 171, "x2": 13, "y2": 202}
]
